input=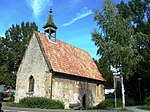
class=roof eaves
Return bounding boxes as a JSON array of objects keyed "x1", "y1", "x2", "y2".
[{"x1": 54, "y1": 71, "x2": 105, "y2": 82}]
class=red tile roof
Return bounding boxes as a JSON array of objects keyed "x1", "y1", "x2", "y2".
[{"x1": 35, "y1": 31, "x2": 104, "y2": 81}]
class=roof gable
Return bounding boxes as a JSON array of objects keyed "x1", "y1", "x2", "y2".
[{"x1": 35, "y1": 31, "x2": 104, "y2": 81}]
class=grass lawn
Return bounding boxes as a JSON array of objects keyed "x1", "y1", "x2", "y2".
[{"x1": 138, "y1": 105, "x2": 150, "y2": 111}]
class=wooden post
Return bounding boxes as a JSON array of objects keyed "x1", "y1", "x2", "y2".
[
  {"x1": 121, "y1": 75, "x2": 125, "y2": 109},
  {"x1": 113, "y1": 76, "x2": 117, "y2": 108},
  {"x1": 0, "y1": 102, "x2": 2, "y2": 111}
]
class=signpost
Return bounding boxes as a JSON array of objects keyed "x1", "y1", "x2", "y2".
[
  {"x1": 121, "y1": 75, "x2": 125, "y2": 109},
  {"x1": 113, "y1": 74, "x2": 125, "y2": 109}
]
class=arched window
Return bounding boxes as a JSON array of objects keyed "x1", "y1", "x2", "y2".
[{"x1": 29, "y1": 76, "x2": 34, "y2": 92}]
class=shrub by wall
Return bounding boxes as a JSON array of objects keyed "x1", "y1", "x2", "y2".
[
  {"x1": 97, "y1": 99, "x2": 114, "y2": 109},
  {"x1": 12, "y1": 97, "x2": 64, "y2": 109}
]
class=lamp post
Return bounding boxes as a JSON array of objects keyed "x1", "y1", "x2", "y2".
[{"x1": 138, "y1": 78, "x2": 142, "y2": 104}]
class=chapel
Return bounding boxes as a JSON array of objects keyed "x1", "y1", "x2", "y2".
[{"x1": 15, "y1": 9, "x2": 105, "y2": 109}]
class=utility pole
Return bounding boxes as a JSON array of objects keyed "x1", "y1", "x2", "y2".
[{"x1": 121, "y1": 75, "x2": 125, "y2": 109}]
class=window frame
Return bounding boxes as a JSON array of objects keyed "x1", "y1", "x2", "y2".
[{"x1": 28, "y1": 76, "x2": 34, "y2": 92}]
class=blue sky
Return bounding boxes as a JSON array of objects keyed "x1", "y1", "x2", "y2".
[{"x1": 0, "y1": 0, "x2": 129, "y2": 59}]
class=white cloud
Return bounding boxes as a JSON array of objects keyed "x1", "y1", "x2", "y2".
[
  {"x1": 26, "y1": 0, "x2": 52, "y2": 18},
  {"x1": 63, "y1": 7, "x2": 93, "y2": 27}
]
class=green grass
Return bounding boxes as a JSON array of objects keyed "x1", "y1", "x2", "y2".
[{"x1": 138, "y1": 105, "x2": 150, "y2": 110}]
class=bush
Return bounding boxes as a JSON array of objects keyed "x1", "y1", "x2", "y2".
[
  {"x1": 9, "y1": 96, "x2": 14, "y2": 102},
  {"x1": 97, "y1": 98, "x2": 129, "y2": 109},
  {"x1": 97, "y1": 99, "x2": 114, "y2": 109},
  {"x1": 145, "y1": 96, "x2": 150, "y2": 105},
  {"x1": 9, "y1": 97, "x2": 64, "y2": 109},
  {"x1": 126, "y1": 98, "x2": 135, "y2": 106},
  {"x1": 97, "y1": 98, "x2": 136, "y2": 110},
  {"x1": 138, "y1": 105, "x2": 150, "y2": 111},
  {"x1": 117, "y1": 98, "x2": 122, "y2": 107},
  {"x1": 105, "y1": 93, "x2": 114, "y2": 99},
  {"x1": 0, "y1": 92, "x2": 3, "y2": 96}
]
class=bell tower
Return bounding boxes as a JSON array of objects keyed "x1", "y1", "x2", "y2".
[{"x1": 43, "y1": 8, "x2": 57, "y2": 42}]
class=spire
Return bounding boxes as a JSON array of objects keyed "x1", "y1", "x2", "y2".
[
  {"x1": 43, "y1": 8, "x2": 57, "y2": 43},
  {"x1": 43, "y1": 8, "x2": 57, "y2": 29}
]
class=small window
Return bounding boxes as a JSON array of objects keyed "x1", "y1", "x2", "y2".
[
  {"x1": 29, "y1": 76, "x2": 34, "y2": 92},
  {"x1": 50, "y1": 36, "x2": 56, "y2": 42},
  {"x1": 96, "y1": 84, "x2": 100, "y2": 97},
  {"x1": 75, "y1": 81, "x2": 79, "y2": 85}
]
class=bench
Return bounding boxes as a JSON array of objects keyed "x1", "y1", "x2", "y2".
[{"x1": 69, "y1": 102, "x2": 82, "y2": 110}]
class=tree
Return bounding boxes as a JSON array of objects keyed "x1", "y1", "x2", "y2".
[
  {"x1": 0, "y1": 22, "x2": 38, "y2": 88},
  {"x1": 117, "y1": 0, "x2": 150, "y2": 103},
  {"x1": 92, "y1": 0, "x2": 142, "y2": 79},
  {"x1": 92, "y1": 0, "x2": 144, "y2": 108},
  {"x1": 94, "y1": 58, "x2": 113, "y2": 89},
  {"x1": 117, "y1": 0, "x2": 150, "y2": 76}
]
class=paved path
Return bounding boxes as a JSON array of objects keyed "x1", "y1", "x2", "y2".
[
  {"x1": 2, "y1": 105, "x2": 150, "y2": 112},
  {"x1": 126, "y1": 106, "x2": 150, "y2": 112},
  {"x1": 2, "y1": 106, "x2": 112, "y2": 112}
]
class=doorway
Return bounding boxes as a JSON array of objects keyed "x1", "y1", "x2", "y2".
[{"x1": 82, "y1": 94, "x2": 86, "y2": 109}]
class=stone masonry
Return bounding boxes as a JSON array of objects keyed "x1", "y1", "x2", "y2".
[
  {"x1": 15, "y1": 32, "x2": 105, "y2": 109},
  {"x1": 15, "y1": 34, "x2": 50, "y2": 102}
]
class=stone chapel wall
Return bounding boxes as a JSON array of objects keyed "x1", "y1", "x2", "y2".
[
  {"x1": 52, "y1": 74, "x2": 105, "y2": 109},
  {"x1": 15, "y1": 34, "x2": 50, "y2": 102}
]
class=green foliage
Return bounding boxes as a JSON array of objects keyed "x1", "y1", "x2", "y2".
[
  {"x1": 0, "y1": 92, "x2": 2, "y2": 99},
  {"x1": 126, "y1": 98, "x2": 135, "y2": 106},
  {"x1": 0, "y1": 22, "x2": 38, "y2": 88},
  {"x1": 10, "y1": 97, "x2": 64, "y2": 109},
  {"x1": 94, "y1": 58, "x2": 113, "y2": 88},
  {"x1": 97, "y1": 99, "x2": 114, "y2": 109},
  {"x1": 8, "y1": 98, "x2": 14, "y2": 102},
  {"x1": 97, "y1": 98, "x2": 122, "y2": 109},
  {"x1": 92, "y1": 0, "x2": 143, "y2": 79},
  {"x1": 138, "y1": 105, "x2": 150, "y2": 111},
  {"x1": 117, "y1": 0, "x2": 150, "y2": 102},
  {"x1": 145, "y1": 96, "x2": 150, "y2": 105},
  {"x1": 97, "y1": 98, "x2": 136, "y2": 109},
  {"x1": 117, "y1": 0, "x2": 150, "y2": 77},
  {"x1": 105, "y1": 93, "x2": 114, "y2": 99}
]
